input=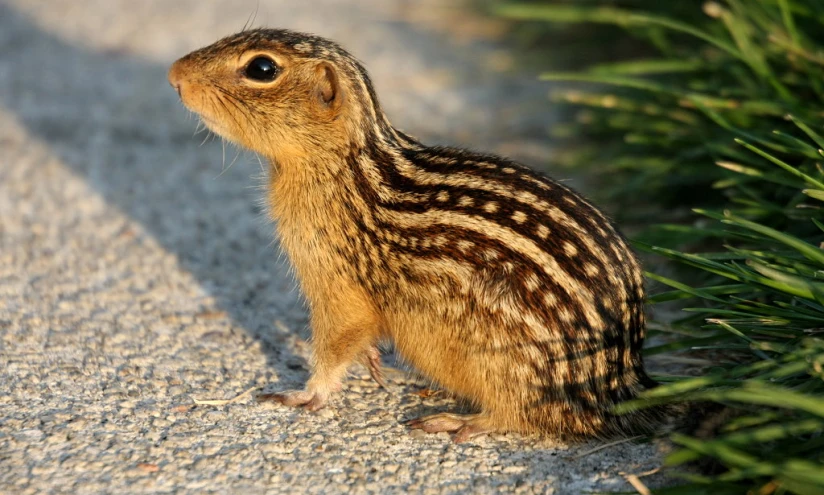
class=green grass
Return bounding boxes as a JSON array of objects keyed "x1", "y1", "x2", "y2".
[{"x1": 493, "y1": 1, "x2": 824, "y2": 493}]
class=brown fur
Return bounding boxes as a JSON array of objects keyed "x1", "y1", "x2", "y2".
[{"x1": 168, "y1": 28, "x2": 668, "y2": 440}]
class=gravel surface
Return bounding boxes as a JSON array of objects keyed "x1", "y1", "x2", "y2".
[{"x1": 0, "y1": 1, "x2": 674, "y2": 493}]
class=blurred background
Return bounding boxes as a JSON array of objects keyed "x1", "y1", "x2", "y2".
[{"x1": 2, "y1": 0, "x2": 823, "y2": 493}]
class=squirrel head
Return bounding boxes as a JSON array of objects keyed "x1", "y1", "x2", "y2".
[{"x1": 169, "y1": 29, "x2": 386, "y2": 168}]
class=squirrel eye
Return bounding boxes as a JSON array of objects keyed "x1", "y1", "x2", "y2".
[{"x1": 244, "y1": 56, "x2": 279, "y2": 82}]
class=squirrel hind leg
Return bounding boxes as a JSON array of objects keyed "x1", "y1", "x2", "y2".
[{"x1": 407, "y1": 412, "x2": 496, "y2": 443}]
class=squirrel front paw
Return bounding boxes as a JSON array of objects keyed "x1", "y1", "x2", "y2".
[
  {"x1": 265, "y1": 389, "x2": 329, "y2": 411},
  {"x1": 262, "y1": 376, "x2": 343, "y2": 412}
]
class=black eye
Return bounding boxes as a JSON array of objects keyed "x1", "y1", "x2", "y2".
[{"x1": 244, "y1": 56, "x2": 279, "y2": 81}]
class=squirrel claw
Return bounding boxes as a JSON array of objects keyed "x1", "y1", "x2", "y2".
[{"x1": 365, "y1": 346, "x2": 387, "y2": 388}]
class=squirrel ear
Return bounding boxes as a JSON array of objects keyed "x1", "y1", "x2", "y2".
[{"x1": 315, "y1": 62, "x2": 343, "y2": 110}]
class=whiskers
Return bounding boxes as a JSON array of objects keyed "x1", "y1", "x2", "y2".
[
  {"x1": 199, "y1": 83, "x2": 261, "y2": 178},
  {"x1": 198, "y1": 126, "x2": 216, "y2": 147},
  {"x1": 240, "y1": 2, "x2": 260, "y2": 33},
  {"x1": 178, "y1": 71, "x2": 270, "y2": 180},
  {"x1": 255, "y1": 153, "x2": 268, "y2": 175},
  {"x1": 214, "y1": 142, "x2": 244, "y2": 180},
  {"x1": 183, "y1": 110, "x2": 215, "y2": 147},
  {"x1": 189, "y1": 91, "x2": 216, "y2": 146},
  {"x1": 193, "y1": 120, "x2": 208, "y2": 137},
  {"x1": 212, "y1": 82, "x2": 257, "y2": 143},
  {"x1": 180, "y1": 104, "x2": 210, "y2": 141}
]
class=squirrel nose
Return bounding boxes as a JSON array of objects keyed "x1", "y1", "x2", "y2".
[{"x1": 167, "y1": 62, "x2": 184, "y2": 97}]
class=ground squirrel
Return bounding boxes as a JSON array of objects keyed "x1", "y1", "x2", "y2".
[{"x1": 168, "y1": 28, "x2": 667, "y2": 442}]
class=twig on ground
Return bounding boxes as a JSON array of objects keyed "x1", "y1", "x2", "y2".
[
  {"x1": 572, "y1": 435, "x2": 644, "y2": 459},
  {"x1": 620, "y1": 468, "x2": 659, "y2": 495}
]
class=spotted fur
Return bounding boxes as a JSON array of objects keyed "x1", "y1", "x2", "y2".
[{"x1": 169, "y1": 29, "x2": 667, "y2": 438}]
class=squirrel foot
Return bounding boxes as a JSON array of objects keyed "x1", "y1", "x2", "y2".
[
  {"x1": 268, "y1": 389, "x2": 329, "y2": 412},
  {"x1": 407, "y1": 412, "x2": 494, "y2": 443},
  {"x1": 364, "y1": 346, "x2": 387, "y2": 388}
]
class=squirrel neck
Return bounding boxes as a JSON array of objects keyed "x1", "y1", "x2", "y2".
[
  {"x1": 265, "y1": 121, "x2": 411, "y2": 245},
  {"x1": 266, "y1": 112, "x2": 413, "y2": 193}
]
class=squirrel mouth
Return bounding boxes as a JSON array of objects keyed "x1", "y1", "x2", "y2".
[{"x1": 175, "y1": 97, "x2": 221, "y2": 132}]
